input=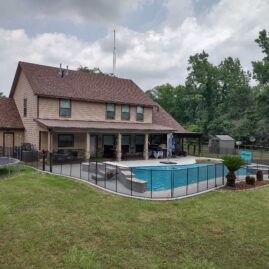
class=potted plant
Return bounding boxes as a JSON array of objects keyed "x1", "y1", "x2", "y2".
[{"x1": 222, "y1": 156, "x2": 245, "y2": 187}]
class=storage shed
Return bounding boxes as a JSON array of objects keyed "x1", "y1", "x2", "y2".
[{"x1": 208, "y1": 135, "x2": 235, "y2": 154}]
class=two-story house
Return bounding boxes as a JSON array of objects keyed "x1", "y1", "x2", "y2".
[{"x1": 1, "y1": 61, "x2": 201, "y2": 161}]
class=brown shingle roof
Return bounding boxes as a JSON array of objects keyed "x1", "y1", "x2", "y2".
[
  {"x1": 9, "y1": 61, "x2": 191, "y2": 134},
  {"x1": 10, "y1": 62, "x2": 155, "y2": 107},
  {"x1": 35, "y1": 119, "x2": 174, "y2": 133},
  {"x1": 0, "y1": 97, "x2": 24, "y2": 129}
]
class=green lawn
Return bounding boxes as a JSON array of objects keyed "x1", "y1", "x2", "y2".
[{"x1": 1, "y1": 169, "x2": 269, "y2": 269}]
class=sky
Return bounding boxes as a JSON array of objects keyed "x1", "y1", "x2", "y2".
[{"x1": 0, "y1": 0, "x2": 269, "y2": 96}]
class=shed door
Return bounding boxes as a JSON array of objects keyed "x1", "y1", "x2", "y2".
[{"x1": 4, "y1": 132, "x2": 14, "y2": 156}]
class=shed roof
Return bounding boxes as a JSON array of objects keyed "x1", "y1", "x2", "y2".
[{"x1": 215, "y1": 135, "x2": 234, "y2": 141}]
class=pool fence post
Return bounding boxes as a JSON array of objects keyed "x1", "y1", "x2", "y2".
[
  {"x1": 80, "y1": 162, "x2": 82, "y2": 179},
  {"x1": 207, "y1": 165, "x2": 209, "y2": 190},
  {"x1": 222, "y1": 163, "x2": 224, "y2": 185},
  {"x1": 95, "y1": 161, "x2": 98, "y2": 185},
  {"x1": 214, "y1": 164, "x2": 217, "y2": 187},
  {"x1": 42, "y1": 150, "x2": 45, "y2": 171},
  {"x1": 116, "y1": 165, "x2": 118, "y2": 192},
  {"x1": 49, "y1": 152, "x2": 52, "y2": 173},
  {"x1": 150, "y1": 169, "x2": 153, "y2": 199},
  {"x1": 197, "y1": 166, "x2": 199, "y2": 192},
  {"x1": 8, "y1": 158, "x2": 11, "y2": 177},
  {"x1": 186, "y1": 168, "x2": 189, "y2": 195},
  {"x1": 131, "y1": 167, "x2": 133, "y2": 196},
  {"x1": 171, "y1": 169, "x2": 173, "y2": 198},
  {"x1": 104, "y1": 163, "x2": 107, "y2": 188},
  {"x1": 87, "y1": 158, "x2": 90, "y2": 182}
]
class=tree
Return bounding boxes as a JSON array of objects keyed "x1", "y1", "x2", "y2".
[
  {"x1": 145, "y1": 30, "x2": 269, "y2": 146},
  {"x1": 146, "y1": 84, "x2": 197, "y2": 126},
  {"x1": 252, "y1": 30, "x2": 269, "y2": 84},
  {"x1": 77, "y1": 66, "x2": 114, "y2": 76},
  {"x1": 218, "y1": 57, "x2": 252, "y2": 118},
  {"x1": 251, "y1": 29, "x2": 269, "y2": 144},
  {"x1": 185, "y1": 51, "x2": 219, "y2": 135},
  {"x1": 0, "y1": 92, "x2": 3, "y2": 97}
]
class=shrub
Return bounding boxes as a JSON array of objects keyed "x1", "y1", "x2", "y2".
[
  {"x1": 245, "y1": 176, "x2": 256, "y2": 185},
  {"x1": 222, "y1": 156, "x2": 245, "y2": 187},
  {"x1": 256, "y1": 170, "x2": 263, "y2": 181}
]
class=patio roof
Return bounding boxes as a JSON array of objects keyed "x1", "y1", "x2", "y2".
[{"x1": 35, "y1": 119, "x2": 175, "y2": 133}]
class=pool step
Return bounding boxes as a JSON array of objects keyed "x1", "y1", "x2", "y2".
[
  {"x1": 92, "y1": 169, "x2": 117, "y2": 181},
  {"x1": 120, "y1": 170, "x2": 135, "y2": 177}
]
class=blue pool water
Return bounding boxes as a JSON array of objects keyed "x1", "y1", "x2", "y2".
[{"x1": 132, "y1": 163, "x2": 248, "y2": 191}]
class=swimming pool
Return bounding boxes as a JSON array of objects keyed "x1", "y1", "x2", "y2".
[{"x1": 132, "y1": 163, "x2": 248, "y2": 191}]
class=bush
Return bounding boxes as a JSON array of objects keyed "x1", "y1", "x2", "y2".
[
  {"x1": 245, "y1": 176, "x2": 256, "y2": 185},
  {"x1": 256, "y1": 170, "x2": 263, "y2": 181},
  {"x1": 222, "y1": 156, "x2": 245, "y2": 187}
]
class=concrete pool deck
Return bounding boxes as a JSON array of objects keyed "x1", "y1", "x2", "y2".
[{"x1": 106, "y1": 156, "x2": 221, "y2": 168}]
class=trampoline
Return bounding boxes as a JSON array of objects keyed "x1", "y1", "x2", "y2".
[{"x1": 0, "y1": 157, "x2": 20, "y2": 169}]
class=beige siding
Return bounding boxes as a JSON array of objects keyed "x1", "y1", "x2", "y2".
[
  {"x1": 40, "y1": 131, "x2": 48, "y2": 150},
  {"x1": 13, "y1": 71, "x2": 40, "y2": 148},
  {"x1": 39, "y1": 97, "x2": 153, "y2": 123},
  {"x1": 143, "y1": 107, "x2": 152, "y2": 123},
  {"x1": 13, "y1": 131, "x2": 24, "y2": 146}
]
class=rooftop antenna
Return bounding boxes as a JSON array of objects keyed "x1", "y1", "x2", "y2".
[{"x1": 113, "y1": 29, "x2": 116, "y2": 75}]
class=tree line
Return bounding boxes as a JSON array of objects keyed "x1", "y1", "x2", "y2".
[{"x1": 146, "y1": 29, "x2": 269, "y2": 145}]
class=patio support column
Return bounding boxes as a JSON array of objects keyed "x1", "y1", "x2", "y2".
[
  {"x1": 85, "y1": 132, "x2": 91, "y2": 160},
  {"x1": 116, "y1": 133, "x2": 122, "y2": 162},
  {"x1": 47, "y1": 130, "x2": 52, "y2": 152},
  {"x1": 143, "y1": 133, "x2": 149, "y2": 160}
]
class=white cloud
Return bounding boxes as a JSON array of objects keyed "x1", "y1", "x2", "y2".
[
  {"x1": 164, "y1": 0, "x2": 194, "y2": 27},
  {"x1": 0, "y1": 0, "x2": 269, "y2": 96},
  {"x1": 0, "y1": 0, "x2": 140, "y2": 24}
]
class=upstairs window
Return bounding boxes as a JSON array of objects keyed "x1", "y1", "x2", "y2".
[
  {"x1": 136, "y1": 106, "x2": 144, "y2": 121},
  {"x1": 106, "y1": 103, "x2": 115, "y2": 119},
  {"x1": 59, "y1": 99, "x2": 71, "y2": 117},
  {"x1": 23, "y1": 98, "x2": 27, "y2": 117},
  {"x1": 121, "y1": 105, "x2": 130, "y2": 120}
]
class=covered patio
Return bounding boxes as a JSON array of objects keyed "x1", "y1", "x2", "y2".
[
  {"x1": 36, "y1": 119, "x2": 181, "y2": 161},
  {"x1": 36, "y1": 119, "x2": 203, "y2": 162}
]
